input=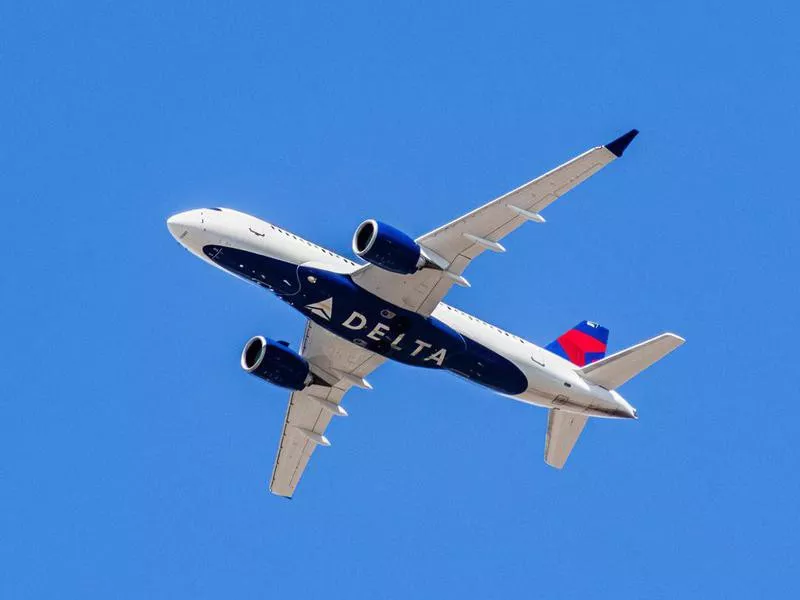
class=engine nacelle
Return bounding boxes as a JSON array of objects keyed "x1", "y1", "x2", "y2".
[
  {"x1": 240, "y1": 336, "x2": 312, "y2": 391},
  {"x1": 352, "y1": 219, "x2": 424, "y2": 274}
]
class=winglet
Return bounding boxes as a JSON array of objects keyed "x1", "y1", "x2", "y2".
[{"x1": 604, "y1": 129, "x2": 639, "y2": 157}]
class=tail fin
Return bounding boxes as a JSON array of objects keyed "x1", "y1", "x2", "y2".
[
  {"x1": 577, "y1": 333, "x2": 685, "y2": 390},
  {"x1": 545, "y1": 320, "x2": 609, "y2": 367}
]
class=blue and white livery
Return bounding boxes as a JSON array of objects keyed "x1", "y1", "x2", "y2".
[{"x1": 167, "y1": 129, "x2": 684, "y2": 497}]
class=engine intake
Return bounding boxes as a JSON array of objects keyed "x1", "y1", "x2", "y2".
[
  {"x1": 352, "y1": 220, "x2": 424, "y2": 274},
  {"x1": 241, "y1": 336, "x2": 312, "y2": 391}
]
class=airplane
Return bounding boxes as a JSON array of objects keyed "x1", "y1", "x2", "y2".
[{"x1": 167, "y1": 129, "x2": 684, "y2": 497}]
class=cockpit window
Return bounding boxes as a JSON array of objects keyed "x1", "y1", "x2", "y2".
[{"x1": 208, "y1": 207, "x2": 223, "y2": 212}]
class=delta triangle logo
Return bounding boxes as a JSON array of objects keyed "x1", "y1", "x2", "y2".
[{"x1": 305, "y1": 297, "x2": 333, "y2": 321}]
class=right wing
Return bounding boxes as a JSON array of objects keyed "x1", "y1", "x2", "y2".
[
  {"x1": 544, "y1": 409, "x2": 588, "y2": 469},
  {"x1": 269, "y1": 321, "x2": 386, "y2": 498},
  {"x1": 352, "y1": 129, "x2": 639, "y2": 316}
]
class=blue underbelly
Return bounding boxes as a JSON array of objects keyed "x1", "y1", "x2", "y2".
[{"x1": 203, "y1": 245, "x2": 528, "y2": 395}]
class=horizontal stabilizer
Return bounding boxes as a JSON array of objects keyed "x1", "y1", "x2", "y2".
[
  {"x1": 545, "y1": 409, "x2": 588, "y2": 469},
  {"x1": 577, "y1": 333, "x2": 684, "y2": 390}
]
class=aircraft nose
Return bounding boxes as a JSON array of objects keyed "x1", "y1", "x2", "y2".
[{"x1": 166, "y1": 211, "x2": 196, "y2": 242}]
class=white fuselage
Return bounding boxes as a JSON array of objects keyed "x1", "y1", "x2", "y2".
[{"x1": 167, "y1": 208, "x2": 635, "y2": 419}]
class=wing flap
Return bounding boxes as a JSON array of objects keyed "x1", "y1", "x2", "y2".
[
  {"x1": 417, "y1": 146, "x2": 615, "y2": 264},
  {"x1": 269, "y1": 322, "x2": 386, "y2": 498},
  {"x1": 544, "y1": 409, "x2": 588, "y2": 469},
  {"x1": 269, "y1": 384, "x2": 340, "y2": 497}
]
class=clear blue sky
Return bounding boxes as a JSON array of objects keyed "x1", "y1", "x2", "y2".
[{"x1": 2, "y1": 1, "x2": 798, "y2": 597}]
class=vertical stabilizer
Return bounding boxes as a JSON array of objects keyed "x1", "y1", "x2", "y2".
[{"x1": 545, "y1": 320, "x2": 609, "y2": 367}]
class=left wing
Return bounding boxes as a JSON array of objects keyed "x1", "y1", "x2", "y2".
[
  {"x1": 269, "y1": 321, "x2": 385, "y2": 498},
  {"x1": 544, "y1": 409, "x2": 588, "y2": 469},
  {"x1": 352, "y1": 129, "x2": 638, "y2": 315}
]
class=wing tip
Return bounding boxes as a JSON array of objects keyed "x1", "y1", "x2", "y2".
[
  {"x1": 604, "y1": 129, "x2": 639, "y2": 157},
  {"x1": 665, "y1": 332, "x2": 686, "y2": 345}
]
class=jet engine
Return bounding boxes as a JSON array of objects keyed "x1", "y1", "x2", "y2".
[
  {"x1": 352, "y1": 219, "x2": 425, "y2": 274},
  {"x1": 240, "y1": 336, "x2": 312, "y2": 391}
]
